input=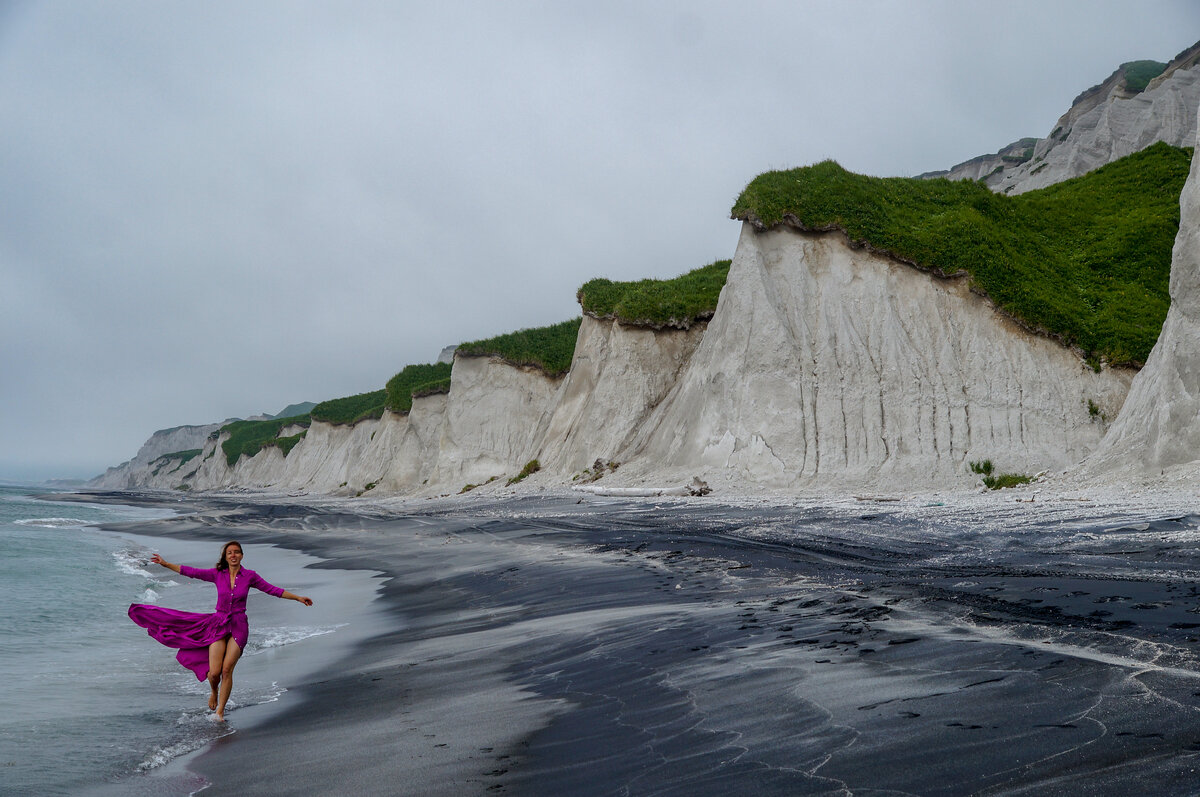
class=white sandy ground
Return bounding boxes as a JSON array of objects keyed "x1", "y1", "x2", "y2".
[{"x1": 163, "y1": 460, "x2": 1200, "y2": 539}]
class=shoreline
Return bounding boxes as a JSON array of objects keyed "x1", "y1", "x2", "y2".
[
  {"x1": 52, "y1": 486, "x2": 1200, "y2": 794},
  {"x1": 79, "y1": 491, "x2": 581, "y2": 795},
  {"x1": 71, "y1": 499, "x2": 387, "y2": 797}
]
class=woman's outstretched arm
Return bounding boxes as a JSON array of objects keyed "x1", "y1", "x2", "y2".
[
  {"x1": 151, "y1": 553, "x2": 181, "y2": 574},
  {"x1": 280, "y1": 590, "x2": 314, "y2": 606},
  {"x1": 247, "y1": 571, "x2": 311, "y2": 605},
  {"x1": 150, "y1": 554, "x2": 217, "y2": 583}
]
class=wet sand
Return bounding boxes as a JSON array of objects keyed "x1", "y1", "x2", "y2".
[{"x1": 83, "y1": 490, "x2": 1200, "y2": 795}]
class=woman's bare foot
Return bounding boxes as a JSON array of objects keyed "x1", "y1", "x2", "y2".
[
  {"x1": 208, "y1": 691, "x2": 218, "y2": 711},
  {"x1": 213, "y1": 711, "x2": 226, "y2": 722}
]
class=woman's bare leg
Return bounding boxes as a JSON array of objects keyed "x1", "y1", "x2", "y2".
[
  {"x1": 215, "y1": 638, "x2": 243, "y2": 721},
  {"x1": 207, "y1": 638, "x2": 227, "y2": 711}
]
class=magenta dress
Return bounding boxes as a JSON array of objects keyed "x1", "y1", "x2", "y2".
[{"x1": 128, "y1": 565, "x2": 285, "y2": 680}]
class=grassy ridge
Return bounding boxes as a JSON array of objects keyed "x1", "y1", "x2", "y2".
[
  {"x1": 220, "y1": 414, "x2": 312, "y2": 467},
  {"x1": 1122, "y1": 60, "x2": 1168, "y2": 93},
  {"x1": 385, "y1": 362, "x2": 453, "y2": 413},
  {"x1": 310, "y1": 389, "x2": 387, "y2": 425},
  {"x1": 731, "y1": 142, "x2": 1191, "y2": 365},
  {"x1": 457, "y1": 318, "x2": 582, "y2": 377},
  {"x1": 411, "y1": 375, "x2": 452, "y2": 398},
  {"x1": 577, "y1": 260, "x2": 731, "y2": 328}
]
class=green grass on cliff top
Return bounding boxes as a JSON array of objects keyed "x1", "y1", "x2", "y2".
[
  {"x1": 731, "y1": 142, "x2": 1191, "y2": 365},
  {"x1": 221, "y1": 414, "x2": 312, "y2": 467},
  {"x1": 220, "y1": 364, "x2": 454, "y2": 465},
  {"x1": 310, "y1": 389, "x2": 387, "y2": 425},
  {"x1": 456, "y1": 318, "x2": 582, "y2": 377},
  {"x1": 577, "y1": 260, "x2": 731, "y2": 328},
  {"x1": 385, "y1": 362, "x2": 453, "y2": 413}
]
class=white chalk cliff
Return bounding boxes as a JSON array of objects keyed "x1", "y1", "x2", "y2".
[
  {"x1": 537, "y1": 315, "x2": 706, "y2": 476},
  {"x1": 611, "y1": 226, "x2": 1131, "y2": 490},
  {"x1": 91, "y1": 422, "x2": 224, "y2": 489},
  {"x1": 926, "y1": 43, "x2": 1200, "y2": 195},
  {"x1": 428, "y1": 355, "x2": 562, "y2": 488},
  {"x1": 1081, "y1": 103, "x2": 1200, "y2": 477},
  {"x1": 95, "y1": 47, "x2": 1200, "y2": 497},
  {"x1": 106, "y1": 215, "x2": 1137, "y2": 496}
]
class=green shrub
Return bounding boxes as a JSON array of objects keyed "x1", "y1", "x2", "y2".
[
  {"x1": 310, "y1": 389, "x2": 387, "y2": 425},
  {"x1": 969, "y1": 459, "x2": 994, "y2": 476},
  {"x1": 731, "y1": 143, "x2": 1191, "y2": 365},
  {"x1": 385, "y1": 362, "x2": 453, "y2": 413},
  {"x1": 577, "y1": 259, "x2": 731, "y2": 328},
  {"x1": 458, "y1": 319, "x2": 582, "y2": 377},
  {"x1": 507, "y1": 459, "x2": 541, "y2": 486},
  {"x1": 460, "y1": 475, "x2": 498, "y2": 494},
  {"x1": 982, "y1": 473, "x2": 1033, "y2": 490},
  {"x1": 969, "y1": 458, "x2": 1030, "y2": 489},
  {"x1": 220, "y1": 414, "x2": 312, "y2": 467}
]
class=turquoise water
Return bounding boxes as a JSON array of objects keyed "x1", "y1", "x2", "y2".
[{"x1": 0, "y1": 485, "x2": 382, "y2": 796}]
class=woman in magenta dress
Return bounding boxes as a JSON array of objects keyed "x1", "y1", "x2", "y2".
[{"x1": 128, "y1": 540, "x2": 313, "y2": 721}]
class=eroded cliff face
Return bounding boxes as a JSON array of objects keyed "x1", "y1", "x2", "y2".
[
  {"x1": 929, "y1": 45, "x2": 1200, "y2": 195},
  {"x1": 1082, "y1": 106, "x2": 1200, "y2": 476},
  {"x1": 129, "y1": 416, "x2": 392, "y2": 495},
  {"x1": 614, "y1": 225, "x2": 1132, "y2": 490},
  {"x1": 377, "y1": 395, "x2": 446, "y2": 492},
  {"x1": 429, "y1": 355, "x2": 562, "y2": 489},
  {"x1": 267, "y1": 418, "x2": 389, "y2": 494},
  {"x1": 101, "y1": 224, "x2": 1141, "y2": 495},
  {"x1": 536, "y1": 315, "x2": 706, "y2": 476},
  {"x1": 89, "y1": 423, "x2": 223, "y2": 489}
]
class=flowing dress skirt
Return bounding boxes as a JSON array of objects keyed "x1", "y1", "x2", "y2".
[{"x1": 128, "y1": 604, "x2": 249, "y2": 680}]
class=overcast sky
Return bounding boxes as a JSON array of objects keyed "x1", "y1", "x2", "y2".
[{"x1": 3, "y1": 1, "x2": 1198, "y2": 481}]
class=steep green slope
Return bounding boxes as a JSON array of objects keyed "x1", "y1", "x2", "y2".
[
  {"x1": 385, "y1": 362, "x2": 453, "y2": 413},
  {"x1": 732, "y1": 142, "x2": 1191, "y2": 365},
  {"x1": 310, "y1": 390, "x2": 388, "y2": 425},
  {"x1": 577, "y1": 259, "x2": 731, "y2": 328},
  {"x1": 1122, "y1": 59, "x2": 1168, "y2": 93},
  {"x1": 456, "y1": 318, "x2": 582, "y2": 377},
  {"x1": 220, "y1": 414, "x2": 312, "y2": 466}
]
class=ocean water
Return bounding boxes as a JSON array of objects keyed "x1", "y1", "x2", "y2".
[{"x1": 0, "y1": 485, "x2": 381, "y2": 796}]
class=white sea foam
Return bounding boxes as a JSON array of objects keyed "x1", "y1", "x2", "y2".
[
  {"x1": 139, "y1": 588, "x2": 160, "y2": 603},
  {"x1": 258, "y1": 681, "x2": 287, "y2": 704},
  {"x1": 111, "y1": 548, "x2": 179, "y2": 587},
  {"x1": 249, "y1": 624, "x2": 345, "y2": 653},
  {"x1": 112, "y1": 549, "x2": 155, "y2": 579},
  {"x1": 137, "y1": 721, "x2": 234, "y2": 772},
  {"x1": 15, "y1": 516, "x2": 93, "y2": 528}
]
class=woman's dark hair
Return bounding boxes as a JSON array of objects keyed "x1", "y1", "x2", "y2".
[{"x1": 216, "y1": 541, "x2": 243, "y2": 571}]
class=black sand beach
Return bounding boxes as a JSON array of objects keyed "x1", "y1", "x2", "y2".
[{"x1": 85, "y1": 491, "x2": 1200, "y2": 796}]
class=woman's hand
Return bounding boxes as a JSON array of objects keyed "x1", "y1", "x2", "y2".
[
  {"x1": 150, "y1": 553, "x2": 182, "y2": 574},
  {"x1": 281, "y1": 590, "x2": 313, "y2": 606}
]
